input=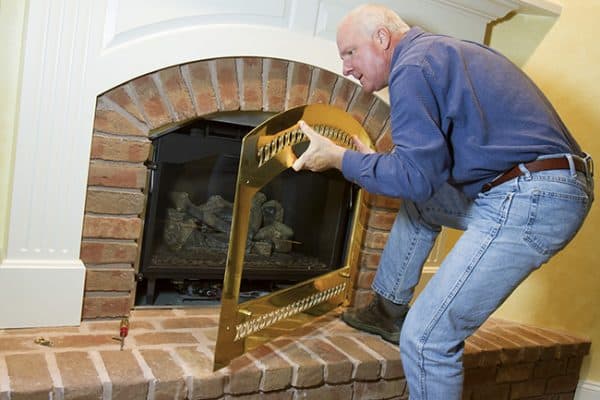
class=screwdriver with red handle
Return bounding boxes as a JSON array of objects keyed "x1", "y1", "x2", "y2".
[{"x1": 112, "y1": 317, "x2": 129, "y2": 350}]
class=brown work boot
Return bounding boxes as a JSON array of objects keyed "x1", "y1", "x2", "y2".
[{"x1": 341, "y1": 294, "x2": 409, "y2": 344}]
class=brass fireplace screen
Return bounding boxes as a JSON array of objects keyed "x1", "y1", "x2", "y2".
[{"x1": 213, "y1": 104, "x2": 374, "y2": 370}]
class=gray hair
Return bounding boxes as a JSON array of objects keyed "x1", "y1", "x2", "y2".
[{"x1": 343, "y1": 4, "x2": 410, "y2": 36}]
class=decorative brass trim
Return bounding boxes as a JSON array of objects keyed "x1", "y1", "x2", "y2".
[{"x1": 213, "y1": 104, "x2": 374, "y2": 370}]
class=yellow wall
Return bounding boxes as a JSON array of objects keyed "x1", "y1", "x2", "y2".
[
  {"x1": 0, "y1": 1, "x2": 27, "y2": 259},
  {"x1": 489, "y1": 0, "x2": 600, "y2": 383}
]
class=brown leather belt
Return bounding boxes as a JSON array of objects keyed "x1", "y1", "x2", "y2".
[{"x1": 481, "y1": 157, "x2": 588, "y2": 192}]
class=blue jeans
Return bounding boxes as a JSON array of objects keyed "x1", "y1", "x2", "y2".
[{"x1": 371, "y1": 154, "x2": 593, "y2": 400}]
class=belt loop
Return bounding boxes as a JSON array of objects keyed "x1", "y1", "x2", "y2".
[
  {"x1": 565, "y1": 154, "x2": 577, "y2": 177},
  {"x1": 583, "y1": 152, "x2": 594, "y2": 178},
  {"x1": 518, "y1": 163, "x2": 532, "y2": 180}
]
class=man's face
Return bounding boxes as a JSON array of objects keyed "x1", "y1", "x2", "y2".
[{"x1": 336, "y1": 22, "x2": 388, "y2": 93}]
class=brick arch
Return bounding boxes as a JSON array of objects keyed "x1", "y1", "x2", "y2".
[{"x1": 80, "y1": 57, "x2": 399, "y2": 319}]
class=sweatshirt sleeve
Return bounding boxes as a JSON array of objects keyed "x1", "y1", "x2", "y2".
[{"x1": 341, "y1": 65, "x2": 451, "y2": 202}]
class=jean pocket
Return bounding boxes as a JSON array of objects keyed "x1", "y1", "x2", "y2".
[{"x1": 523, "y1": 188, "x2": 590, "y2": 256}]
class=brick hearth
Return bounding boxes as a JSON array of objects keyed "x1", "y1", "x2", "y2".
[
  {"x1": 0, "y1": 308, "x2": 590, "y2": 399},
  {"x1": 82, "y1": 56, "x2": 395, "y2": 319}
]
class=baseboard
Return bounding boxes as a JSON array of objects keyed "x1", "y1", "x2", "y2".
[
  {"x1": 576, "y1": 380, "x2": 600, "y2": 400},
  {"x1": 0, "y1": 259, "x2": 86, "y2": 328}
]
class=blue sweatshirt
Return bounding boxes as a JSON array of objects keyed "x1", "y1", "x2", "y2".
[{"x1": 342, "y1": 27, "x2": 581, "y2": 201}]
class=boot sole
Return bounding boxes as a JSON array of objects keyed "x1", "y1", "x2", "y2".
[{"x1": 341, "y1": 312, "x2": 400, "y2": 345}]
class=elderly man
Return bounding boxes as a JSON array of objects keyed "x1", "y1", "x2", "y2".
[{"x1": 292, "y1": 3, "x2": 593, "y2": 399}]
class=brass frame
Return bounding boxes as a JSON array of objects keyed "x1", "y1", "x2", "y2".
[{"x1": 213, "y1": 104, "x2": 374, "y2": 370}]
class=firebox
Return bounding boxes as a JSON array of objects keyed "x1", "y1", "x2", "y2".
[{"x1": 137, "y1": 112, "x2": 356, "y2": 304}]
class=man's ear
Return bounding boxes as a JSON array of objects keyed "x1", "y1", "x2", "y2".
[{"x1": 375, "y1": 27, "x2": 391, "y2": 49}]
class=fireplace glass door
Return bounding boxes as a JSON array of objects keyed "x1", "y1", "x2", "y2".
[{"x1": 137, "y1": 114, "x2": 355, "y2": 305}]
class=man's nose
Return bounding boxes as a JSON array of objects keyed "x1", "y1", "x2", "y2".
[{"x1": 342, "y1": 63, "x2": 352, "y2": 76}]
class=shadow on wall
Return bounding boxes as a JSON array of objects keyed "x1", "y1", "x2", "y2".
[{"x1": 486, "y1": 12, "x2": 559, "y2": 67}]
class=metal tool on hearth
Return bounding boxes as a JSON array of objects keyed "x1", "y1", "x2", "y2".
[{"x1": 213, "y1": 103, "x2": 375, "y2": 370}]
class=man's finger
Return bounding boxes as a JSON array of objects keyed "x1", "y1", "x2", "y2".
[
  {"x1": 298, "y1": 120, "x2": 317, "y2": 140},
  {"x1": 292, "y1": 155, "x2": 304, "y2": 171},
  {"x1": 352, "y1": 135, "x2": 375, "y2": 154}
]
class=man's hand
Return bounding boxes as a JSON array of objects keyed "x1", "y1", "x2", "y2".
[{"x1": 292, "y1": 120, "x2": 346, "y2": 172}]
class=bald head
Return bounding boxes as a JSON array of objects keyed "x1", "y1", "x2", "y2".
[
  {"x1": 338, "y1": 4, "x2": 410, "y2": 40},
  {"x1": 336, "y1": 4, "x2": 410, "y2": 93}
]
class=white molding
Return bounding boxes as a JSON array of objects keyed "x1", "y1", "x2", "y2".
[{"x1": 576, "y1": 380, "x2": 600, "y2": 400}]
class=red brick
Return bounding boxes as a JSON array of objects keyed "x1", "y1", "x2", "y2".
[
  {"x1": 330, "y1": 78, "x2": 356, "y2": 111},
  {"x1": 94, "y1": 107, "x2": 148, "y2": 137},
  {"x1": 491, "y1": 326, "x2": 543, "y2": 363},
  {"x1": 307, "y1": 69, "x2": 337, "y2": 104},
  {"x1": 101, "y1": 350, "x2": 148, "y2": 400},
  {"x1": 184, "y1": 61, "x2": 219, "y2": 115},
  {"x1": 91, "y1": 134, "x2": 151, "y2": 162},
  {"x1": 265, "y1": 59, "x2": 288, "y2": 112},
  {"x1": 225, "y1": 354, "x2": 261, "y2": 395},
  {"x1": 87, "y1": 160, "x2": 147, "y2": 189},
  {"x1": 354, "y1": 378, "x2": 406, "y2": 399},
  {"x1": 358, "y1": 248, "x2": 382, "y2": 270},
  {"x1": 48, "y1": 334, "x2": 116, "y2": 349},
  {"x1": 376, "y1": 121, "x2": 394, "y2": 152},
  {"x1": 301, "y1": 338, "x2": 352, "y2": 384},
  {"x1": 5, "y1": 353, "x2": 53, "y2": 400},
  {"x1": 357, "y1": 335, "x2": 403, "y2": 379},
  {"x1": 470, "y1": 383, "x2": 510, "y2": 400},
  {"x1": 239, "y1": 57, "x2": 263, "y2": 110},
  {"x1": 465, "y1": 333, "x2": 503, "y2": 367},
  {"x1": 324, "y1": 336, "x2": 380, "y2": 381},
  {"x1": 356, "y1": 270, "x2": 376, "y2": 289},
  {"x1": 293, "y1": 384, "x2": 353, "y2": 400},
  {"x1": 286, "y1": 62, "x2": 312, "y2": 109},
  {"x1": 477, "y1": 328, "x2": 527, "y2": 364},
  {"x1": 83, "y1": 215, "x2": 142, "y2": 240},
  {"x1": 248, "y1": 344, "x2": 293, "y2": 392},
  {"x1": 131, "y1": 74, "x2": 172, "y2": 129},
  {"x1": 80, "y1": 240, "x2": 138, "y2": 264},
  {"x1": 104, "y1": 84, "x2": 146, "y2": 122},
  {"x1": 85, "y1": 188, "x2": 145, "y2": 215},
  {"x1": 347, "y1": 88, "x2": 375, "y2": 125},
  {"x1": 159, "y1": 66, "x2": 196, "y2": 121},
  {"x1": 362, "y1": 207, "x2": 397, "y2": 231},
  {"x1": 496, "y1": 362, "x2": 534, "y2": 383},
  {"x1": 464, "y1": 366, "x2": 497, "y2": 386},
  {"x1": 138, "y1": 349, "x2": 186, "y2": 400},
  {"x1": 499, "y1": 325, "x2": 557, "y2": 361},
  {"x1": 55, "y1": 351, "x2": 103, "y2": 400},
  {"x1": 270, "y1": 338, "x2": 323, "y2": 388},
  {"x1": 566, "y1": 356, "x2": 584, "y2": 375},
  {"x1": 363, "y1": 99, "x2": 390, "y2": 141},
  {"x1": 226, "y1": 390, "x2": 293, "y2": 400},
  {"x1": 85, "y1": 267, "x2": 134, "y2": 291},
  {"x1": 160, "y1": 317, "x2": 219, "y2": 330},
  {"x1": 363, "y1": 228, "x2": 389, "y2": 250},
  {"x1": 363, "y1": 192, "x2": 402, "y2": 209},
  {"x1": 533, "y1": 359, "x2": 567, "y2": 378},
  {"x1": 174, "y1": 346, "x2": 225, "y2": 399},
  {"x1": 133, "y1": 332, "x2": 200, "y2": 346},
  {"x1": 82, "y1": 293, "x2": 131, "y2": 318},
  {"x1": 215, "y1": 58, "x2": 240, "y2": 111},
  {"x1": 546, "y1": 374, "x2": 579, "y2": 394},
  {"x1": 509, "y1": 378, "x2": 546, "y2": 398}
]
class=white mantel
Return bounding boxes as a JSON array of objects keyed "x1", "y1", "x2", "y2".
[{"x1": 0, "y1": 0, "x2": 560, "y2": 328}]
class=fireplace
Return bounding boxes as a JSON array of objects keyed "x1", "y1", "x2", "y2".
[
  {"x1": 2, "y1": 0, "x2": 555, "y2": 329},
  {"x1": 138, "y1": 114, "x2": 355, "y2": 305}
]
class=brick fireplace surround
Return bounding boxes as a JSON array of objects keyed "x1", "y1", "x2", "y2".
[{"x1": 80, "y1": 56, "x2": 396, "y2": 318}]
